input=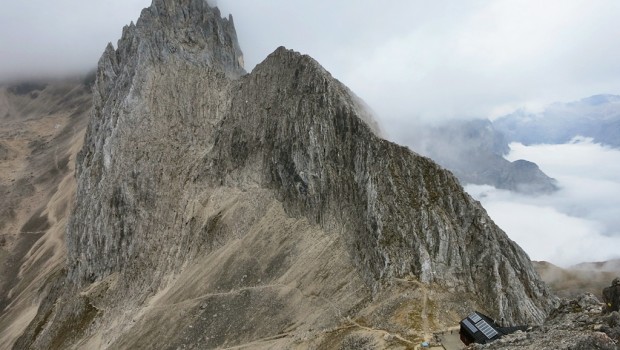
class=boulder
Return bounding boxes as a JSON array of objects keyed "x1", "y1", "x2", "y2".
[{"x1": 603, "y1": 278, "x2": 620, "y2": 313}]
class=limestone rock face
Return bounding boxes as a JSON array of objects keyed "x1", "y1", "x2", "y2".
[
  {"x1": 209, "y1": 47, "x2": 554, "y2": 321},
  {"x1": 68, "y1": 0, "x2": 243, "y2": 287},
  {"x1": 14, "y1": 1, "x2": 556, "y2": 348}
]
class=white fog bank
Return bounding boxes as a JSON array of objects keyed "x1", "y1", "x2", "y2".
[{"x1": 465, "y1": 138, "x2": 620, "y2": 267}]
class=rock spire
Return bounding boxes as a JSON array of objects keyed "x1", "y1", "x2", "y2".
[{"x1": 14, "y1": 1, "x2": 557, "y2": 348}]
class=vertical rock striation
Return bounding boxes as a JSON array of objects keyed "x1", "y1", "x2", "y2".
[
  {"x1": 16, "y1": 0, "x2": 556, "y2": 348},
  {"x1": 68, "y1": 0, "x2": 243, "y2": 289},
  {"x1": 208, "y1": 46, "x2": 554, "y2": 324}
]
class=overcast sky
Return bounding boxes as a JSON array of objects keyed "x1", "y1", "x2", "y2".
[{"x1": 1, "y1": 0, "x2": 620, "y2": 125}]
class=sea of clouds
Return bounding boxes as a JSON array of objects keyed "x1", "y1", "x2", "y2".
[{"x1": 465, "y1": 137, "x2": 620, "y2": 267}]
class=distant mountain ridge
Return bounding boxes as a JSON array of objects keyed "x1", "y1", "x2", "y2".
[
  {"x1": 401, "y1": 93, "x2": 620, "y2": 195},
  {"x1": 533, "y1": 259, "x2": 620, "y2": 314},
  {"x1": 494, "y1": 94, "x2": 620, "y2": 148},
  {"x1": 402, "y1": 119, "x2": 558, "y2": 194},
  {"x1": 572, "y1": 259, "x2": 620, "y2": 272}
]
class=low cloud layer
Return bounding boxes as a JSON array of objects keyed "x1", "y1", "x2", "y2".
[
  {"x1": 0, "y1": 0, "x2": 150, "y2": 81},
  {"x1": 466, "y1": 139, "x2": 620, "y2": 267},
  {"x1": 2, "y1": 0, "x2": 620, "y2": 126}
]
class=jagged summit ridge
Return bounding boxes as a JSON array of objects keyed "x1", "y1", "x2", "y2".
[
  {"x1": 145, "y1": 0, "x2": 244, "y2": 71},
  {"x1": 70, "y1": 0, "x2": 246, "y2": 288},
  {"x1": 14, "y1": 1, "x2": 556, "y2": 349},
  {"x1": 102, "y1": 0, "x2": 244, "y2": 77}
]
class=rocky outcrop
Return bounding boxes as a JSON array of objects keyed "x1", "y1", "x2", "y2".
[
  {"x1": 604, "y1": 278, "x2": 620, "y2": 313},
  {"x1": 68, "y1": 0, "x2": 244, "y2": 290},
  {"x1": 11, "y1": 0, "x2": 556, "y2": 349},
  {"x1": 468, "y1": 293, "x2": 620, "y2": 350}
]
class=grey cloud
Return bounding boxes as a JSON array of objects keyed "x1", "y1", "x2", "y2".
[
  {"x1": 0, "y1": 0, "x2": 151, "y2": 81},
  {"x1": 218, "y1": 0, "x2": 620, "y2": 127},
  {"x1": 2, "y1": 0, "x2": 620, "y2": 126}
]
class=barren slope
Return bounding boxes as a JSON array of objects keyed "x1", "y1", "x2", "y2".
[
  {"x1": 10, "y1": 1, "x2": 556, "y2": 349},
  {"x1": 0, "y1": 81, "x2": 91, "y2": 349}
]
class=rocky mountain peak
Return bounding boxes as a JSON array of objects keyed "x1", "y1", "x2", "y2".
[
  {"x1": 253, "y1": 46, "x2": 382, "y2": 134},
  {"x1": 11, "y1": 1, "x2": 558, "y2": 349},
  {"x1": 98, "y1": 0, "x2": 243, "y2": 85},
  {"x1": 144, "y1": 0, "x2": 244, "y2": 71}
]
